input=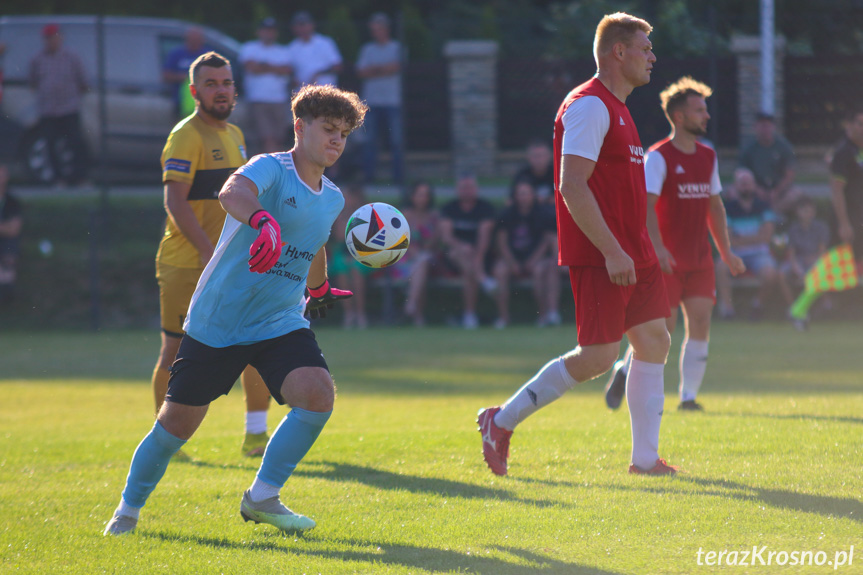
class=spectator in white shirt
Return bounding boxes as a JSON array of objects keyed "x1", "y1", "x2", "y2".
[
  {"x1": 240, "y1": 18, "x2": 293, "y2": 153},
  {"x1": 286, "y1": 11, "x2": 343, "y2": 89}
]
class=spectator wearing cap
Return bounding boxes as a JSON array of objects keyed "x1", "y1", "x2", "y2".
[
  {"x1": 356, "y1": 12, "x2": 404, "y2": 185},
  {"x1": 739, "y1": 111, "x2": 802, "y2": 216},
  {"x1": 240, "y1": 18, "x2": 293, "y2": 153},
  {"x1": 28, "y1": 23, "x2": 89, "y2": 186},
  {"x1": 163, "y1": 26, "x2": 212, "y2": 119},
  {"x1": 285, "y1": 11, "x2": 343, "y2": 90}
]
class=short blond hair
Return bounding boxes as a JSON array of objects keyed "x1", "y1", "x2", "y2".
[
  {"x1": 659, "y1": 76, "x2": 712, "y2": 119},
  {"x1": 593, "y1": 12, "x2": 653, "y2": 63}
]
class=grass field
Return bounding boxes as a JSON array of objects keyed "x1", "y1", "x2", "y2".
[{"x1": 1, "y1": 323, "x2": 861, "y2": 574}]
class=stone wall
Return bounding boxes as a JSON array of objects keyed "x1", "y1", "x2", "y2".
[
  {"x1": 730, "y1": 34, "x2": 787, "y2": 145},
  {"x1": 444, "y1": 41, "x2": 498, "y2": 178}
]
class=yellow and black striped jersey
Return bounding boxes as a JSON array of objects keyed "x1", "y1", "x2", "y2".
[{"x1": 156, "y1": 113, "x2": 247, "y2": 268}]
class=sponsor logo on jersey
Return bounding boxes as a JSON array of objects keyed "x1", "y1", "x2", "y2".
[
  {"x1": 164, "y1": 158, "x2": 191, "y2": 174},
  {"x1": 212, "y1": 149, "x2": 224, "y2": 161},
  {"x1": 239, "y1": 145, "x2": 247, "y2": 160},
  {"x1": 676, "y1": 164, "x2": 686, "y2": 174},
  {"x1": 677, "y1": 182, "x2": 712, "y2": 198},
  {"x1": 283, "y1": 243, "x2": 315, "y2": 262},
  {"x1": 283, "y1": 196, "x2": 297, "y2": 208},
  {"x1": 619, "y1": 116, "x2": 626, "y2": 126},
  {"x1": 628, "y1": 144, "x2": 644, "y2": 165}
]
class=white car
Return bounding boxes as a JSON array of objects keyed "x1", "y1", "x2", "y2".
[{"x1": 0, "y1": 15, "x2": 248, "y2": 183}]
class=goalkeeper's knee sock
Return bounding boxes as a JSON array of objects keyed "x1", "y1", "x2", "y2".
[
  {"x1": 121, "y1": 421, "x2": 186, "y2": 509},
  {"x1": 252, "y1": 408, "x2": 331, "y2": 499},
  {"x1": 495, "y1": 356, "x2": 579, "y2": 431}
]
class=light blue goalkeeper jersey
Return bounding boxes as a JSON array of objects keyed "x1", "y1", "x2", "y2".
[{"x1": 184, "y1": 152, "x2": 344, "y2": 347}]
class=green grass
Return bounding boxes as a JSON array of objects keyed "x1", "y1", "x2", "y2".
[{"x1": 1, "y1": 323, "x2": 862, "y2": 574}]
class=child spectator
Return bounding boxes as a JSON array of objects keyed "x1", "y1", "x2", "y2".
[{"x1": 395, "y1": 180, "x2": 440, "y2": 326}]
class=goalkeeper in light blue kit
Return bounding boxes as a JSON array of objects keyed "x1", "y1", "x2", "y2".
[{"x1": 105, "y1": 84, "x2": 368, "y2": 536}]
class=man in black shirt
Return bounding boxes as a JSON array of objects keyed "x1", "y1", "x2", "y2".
[
  {"x1": 830, "y1": 108, "x2": 863, "y2": 262},
  {"x1": 510, "y1": 140, "x2": 555, "y2": 204},
  {"x1": 440, "y1": 173, "x2": 496, "y2": 328}
]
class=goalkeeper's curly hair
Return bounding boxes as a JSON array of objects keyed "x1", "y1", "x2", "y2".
[{"x1": 291, "y1": 84, "x2": 368, "y2": 133}]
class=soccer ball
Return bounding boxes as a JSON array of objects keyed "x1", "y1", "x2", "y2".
[{"x1": 344, "y1": 202, "x2": 410, "y2": 268}]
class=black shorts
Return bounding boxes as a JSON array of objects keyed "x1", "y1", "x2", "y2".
[{"x1": 165, "y1": 328, "x2": 329, "y2": 406}]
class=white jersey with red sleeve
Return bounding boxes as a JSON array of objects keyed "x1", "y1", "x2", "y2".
[{"x1": 644, "y1": 138, "x2": 721, "y2": 270}]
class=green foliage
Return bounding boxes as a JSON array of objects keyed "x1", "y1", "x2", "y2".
[
  {"x1": 478, "y1": 4, "x2": 501, "y2": 41},
  {"x1": 323, "y1": 4, "x2": 361, "y2": 63},
  {"x1": 649, "y1": 0, "x2": 723, "y2": 57},
  {"x1": 543, "y1": 0, "x2": 723, "y2": 59},
  {"x1": 400, "y1": 2, "x2": 436, "y2": 61},
  {"x1": 1, "y1": 325, "x2": 862, "y2": 573},
  {"x1": 3, "y1": 0, "x2": 863, "y2": 57},
  {"x1": 544, "y1": 0, "x2": 637, "y2": 59}
]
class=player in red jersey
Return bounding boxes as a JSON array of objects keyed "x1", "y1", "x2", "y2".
[
  {"x1": 604, "y1": 77, "x2": 746, "y2": 412},
  {"x1": 478, "y1": 12, "x2": 678, "y2": 476}
]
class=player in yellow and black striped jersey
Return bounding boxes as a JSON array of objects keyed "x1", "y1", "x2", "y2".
[{"x1": 154, "y1": 51, "x2": 271, "y2": 458}]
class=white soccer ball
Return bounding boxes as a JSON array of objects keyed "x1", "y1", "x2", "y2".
[{"x1": 344, "y1": 202, "x2": 410, "y2": 268}]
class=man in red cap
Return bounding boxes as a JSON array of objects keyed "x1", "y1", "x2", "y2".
[{"x1": 28, "y1": 24, "x2": 89, "y2": 186}]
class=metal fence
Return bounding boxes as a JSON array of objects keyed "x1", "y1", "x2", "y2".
[
  {"x1": 785, "y1": 54, "x2": 863, "y2": 146},
  {"x1": 496, "y1": 55, "x2": 739, "y2": 151}
]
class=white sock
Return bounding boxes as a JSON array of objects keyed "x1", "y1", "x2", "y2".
[
  {"x1": 248, "y1": 476, "x2": 280, "y2": 502},
  {"x1": 116, "y1": 497, "x2": 141, "y2": 520},
  {"x1": 679, "y1": 339, "x2": 709, "y2": 402},
  {"x1": 245, "y1": 411, "x2": 268, "y2": 435},
  {"x1": 626, "y1": 359, "x2": 665, "y2": 470},
  {"x1": 494, "y1": 356, "x2": 579, "y2": 431}
]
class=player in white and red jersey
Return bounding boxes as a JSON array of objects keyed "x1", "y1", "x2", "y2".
[
  {"x1": 478, "y1": 13, "x2": 680, "y2": 476},
  {"x1": 604, "y1": 77, "x2": 746, "y2": 412}
]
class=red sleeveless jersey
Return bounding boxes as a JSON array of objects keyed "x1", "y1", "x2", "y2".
[
  {"x1": 553, "y1": 77, "x2": 656, "y2": 268},
  {"x1": 649, "y1": 138, "x2": 717, "y2": 270}
]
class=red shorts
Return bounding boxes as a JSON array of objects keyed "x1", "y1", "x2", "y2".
[
  {"x1": 569, "y1": 262, "x2": 670, "y2": 346},
  {"x1": 663, "y1": 266, "x2": 716, "y2": 308}
]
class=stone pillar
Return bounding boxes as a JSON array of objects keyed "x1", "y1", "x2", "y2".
[
  {"x1": 730, "y1": 34, "x2": 787, "y2": 145},
  {"x1": 444, "y1": 40, "x2": 499, "y2": 178}
]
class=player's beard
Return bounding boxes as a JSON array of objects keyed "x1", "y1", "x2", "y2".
[
  {"x1": 197, "y1": 95, "x2": 235, "y2": 121},
  {"x1": 686, "y1": 120, "x2": 708, "y2": 137}
]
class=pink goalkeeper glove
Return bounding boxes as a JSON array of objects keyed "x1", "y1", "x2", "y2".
[
  {"x1": 305, "y1": 280, "x2": 353, "y2": 319},
  {"x1": 248, "y1": 210, "x2": 282, "y2": 273}
]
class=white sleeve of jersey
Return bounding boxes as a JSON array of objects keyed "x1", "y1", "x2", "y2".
[
  {"x1": 710, "y1": 155, "x2": 722, "y2": 195},
  {"x1": 561, "y1": 96, "x2": 610, "y2": 162},
  {"x1": 644, "y1": 150, "x2": 666, "y2": 196}
]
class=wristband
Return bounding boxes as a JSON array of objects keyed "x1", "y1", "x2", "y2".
[
  {"x1": 249, "y1": 209, "x2": 269, "y2": 229},
  {"x1": 308, "y1": 280, "x2": 329, "y2": 298}
]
